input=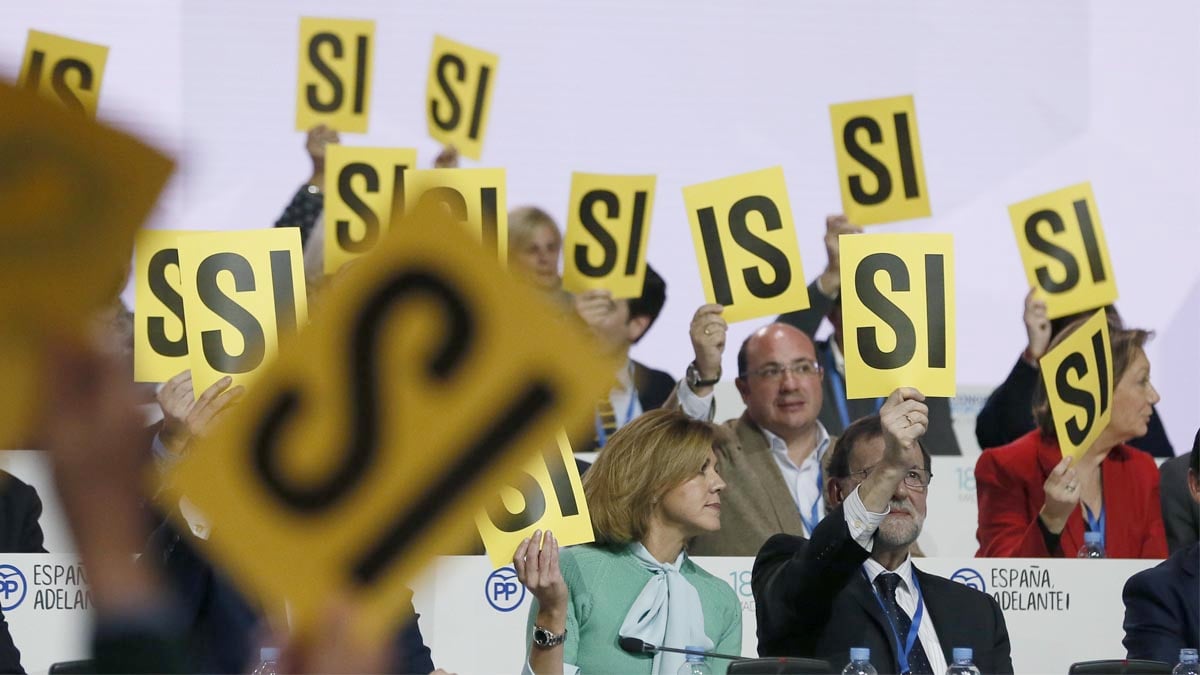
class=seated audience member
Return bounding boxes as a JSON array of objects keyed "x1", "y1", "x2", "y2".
[
  {"x1": 975, "y1": 291, "x2": 1172, "y2": 457},
  {"x1": 752, "y1": 390, "x2": 1012, "y2": 674},
  {"x1": 0, "y1": 470, "x2": 46, "y2": 553},
  {"x1": 777, "y1": 215, "x2": 960, "y2": 455},
  {"x1": 573, "y1": 266, "x2": 674, "y2": 452},
  {"x1": 1123, "y1": 432, "x2": 1200, "y2": 664},
  {"x1": 1160, "y1": 443, "x2": 1200, "y2": 553},
  {"x1": 975, "y1": 322, "x2": 1168, "y2": 558},
  {"x1": 673, "y1": 315, "x2": 833, "y2": 555},
  {"x1": 514, "y1": 409, "x2": 741, "y2": 675},
  {"x1": 508, "y1": 205, "x2": 572, "y2": 311}
]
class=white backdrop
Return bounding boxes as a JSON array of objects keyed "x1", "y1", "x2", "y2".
[{"x1": 0, "y1": 0, "x2": 1195, "y2": 451}]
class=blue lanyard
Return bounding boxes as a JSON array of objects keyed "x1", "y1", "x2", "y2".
[
  {"x1": 863, "y1": 568, "x2": 925, "y2": 674},
  {"x1": 822, "y1": 345, "x2": 883, "y2": 429},
  {"x1": 594, "y1": 387, "x2": 637, "y2": 449},
  {"x1": 798, "y1": 464, "x2": 824, "y2": 535},
  {"x1": 1083, "y1": 502, "x2": 1106, "y2": 549}
]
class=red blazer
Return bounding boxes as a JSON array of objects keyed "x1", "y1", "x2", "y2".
[{"x1": 975, "y1": 430, "x2": 1167, "y2": 559}]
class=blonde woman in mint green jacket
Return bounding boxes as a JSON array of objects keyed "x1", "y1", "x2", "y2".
[{"x1": 514, "y1": 409, "x2": 742, "y2": 675}]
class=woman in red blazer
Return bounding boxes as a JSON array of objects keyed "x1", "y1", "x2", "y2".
[{"x1": 975, "y1": 322, "x2": 1168, "y2": 559}]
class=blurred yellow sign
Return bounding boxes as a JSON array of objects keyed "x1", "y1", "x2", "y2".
[
  {"x1": 830, "y1": 95, "x2": 930, "y2": 225},
  {"x1": 682, "y1": 166, "x2": 809, "y2": 323},
  {"x1": 562, "y1": 173, "x2": 655, "y2": 299},
  {"x1": 0, "y1": 81, "x2": 172, "y2": 445},
  {"x1": 426, "y1": 35, "x2": 498, "y2": 160},
  {"x1": 1039, "y1": 310, "x2": 1113, "y2": 462},
  {"x1": 167, "y1": 202, "x2": 615, "y2": 643},
  {"x1": 176, "y1": 229, "x2": 307, "y2": 395},
  {"x1": 323, "y1": 146, "x2": 418, "y2": 275},
  {"x1": 476, "y1": 431, "x2": 594, "y2": 568},
  {"x1": 18, "y1": 30, "x2": 109, "y2": 118},
  {"x1": 1009, "y1": 182, "x2": 1117, "y2": 320},
  {"x1": 839, "y1": 233, "x2": 956, "y2": 398},
  {"x1": 295, "y1": 17, "x2": 375, "y2": 133},
  {"x1": 407, "y1": 168, "x2": 507, "y2": 264}
]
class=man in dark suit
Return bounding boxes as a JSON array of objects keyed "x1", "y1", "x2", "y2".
[
  {"x1": 753, "y1": 389, "x2": 1012, "y2": 674},
  {"x1": 1160, "y1": 446, "x2": 1199, "y2": 553},
  {"x1": 1123, "y1": 432, "x2": 1200, "y2": 664},
  {"x1": 0, "y1": 470, "x2": 46, "y2": 553}
]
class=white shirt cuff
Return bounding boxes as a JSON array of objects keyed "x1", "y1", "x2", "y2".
[
  {"x1": 842, "y1": 485, "x2": 888, "y2": 552},
  {"x1": 675, "y1": 379, "x2": 715, "y2": 422}
]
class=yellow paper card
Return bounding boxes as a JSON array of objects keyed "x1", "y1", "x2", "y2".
[
  {"x1": 176, "y1": 229, "x2": 307, "y2": 396},
  {"x1": 426, "y1": 35, "x2": 498, "y2": 161},
  {"x1": 134, "y1": 229, "x2": 202, "y2": 383},
  {"x1": 562, "y1": 173, "x2": 656, "y2": 299},
  {"x1": 323, "y1": 146, "x2": 418, "y2": 275},
  {"x1": 830, "y1": 95, "x2": 931, "y2": 225},
  {"x1": 406, "y1": 168, "x2": 507, "y2": 264},
  {"x1": 839, "y1": 233, "x2": 956, "y2": 398},
  {"x1": 1009, "y1": 182, "x2": 1117, "y2": 320},
  {"x1": 475, "y1": 431, "x2": 594, "y2": 568},
  {"x1": 1038, "y1": 310, "x2": 1113, "y2": 462},
  {"x1": 165, "y1": 202, "x2": 617, "y2": 643},
  {"x1": 682, "y1": 166, "x2": 809, "y2": 323},
  {"x1": 18, "y1": 30, "x2": 109, "y2": 118},
  {"x1": 295, "y1": 17, "x2": 375, "y2": 133},
  {"x1": 0, "y1": 81, "x2": 172, "y2": 445}
]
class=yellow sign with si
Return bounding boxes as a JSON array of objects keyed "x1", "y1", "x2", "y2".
[
  {"x1": 295, "y1": 17, "x2": 375, "y2": 134},
  {"x1": 176, "y1": 229, "x2": 308, "y2": 396},
  {"x1": 475, "y1": 431, "x2": 593, "y2": 568},
  {"x1": 682, "y1": 166, "x2": 809, "y2": 323},
  {"x1": 839, "y1": 233, "x2": 956, "y2": 398},
  {"x1": 829, "y1": 95, "x2": 931, "y2": 226},
  {"x1": 18, "y1": 30, "x2": 109, "y2": 118},
  {"x1": 134, "y1": 229, "x2": 201, "y2": 383},
  {"x1": 407, "y1": 168, "x2": 508, "y2": 264},
  {"x1": 562, "y1": 173, "x2": 656, "y2": 299},
  {"x1": 165, "y1": 202, "x2": 617, "y2": 643},
  {"x1": 323, "y1": 146, "x2": 418, "y2": 275},
  {"x1": 426, "y1": 35, "x2": 499, "y2": 161},
  {"x1": 1009, "y1": 182, "x2": 1117, "y2": 320},
  {"x1": 1038, "y1": 310, "x2": 1113, "y2": 462}
]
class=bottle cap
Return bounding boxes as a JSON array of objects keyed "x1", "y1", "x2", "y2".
[
  {"x1": 260, "y1": 647, "x2": 281, "y2": 661},
  {"x1": 1181, "y1": 648, "x2": 1199, "y2": 664},
  {"x1": 850, "y1": 647, "x2": 870, "y2": 661},
  {"x1": 684, "y1": 646, "x2": 706, "y2": 663},
  {"x1": 953, "y1": 647, "x2": 974, "y2": 662}
]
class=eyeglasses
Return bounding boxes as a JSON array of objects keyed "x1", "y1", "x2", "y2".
[
  {"x1": 747, "y1": 361, "x2": 822, "y2": 381},
  {"x1": 845, "y1": 465, "x2": 933, "y2": 490}
]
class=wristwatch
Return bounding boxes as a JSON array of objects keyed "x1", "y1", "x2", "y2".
[
  {"x1": 532, "y1": 625, "x2": 567, "y2": 649},
  {"x1": 686, "y1": 361, "x2": 721, "y2": 389}
]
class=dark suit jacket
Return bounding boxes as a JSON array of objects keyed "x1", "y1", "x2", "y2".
[
  {"x1": 975, "y1": 431, "x2": 1168, "y2": 558},
  {"x1": 1123, "y1": 543, "x2": 1199, "y2": 663},
  {"x1": 752, "y1": 503, "x2": 1013, "y2": 674},
  {"x1": 1160, "y1": 454, "x2": 1199, "y2": 553},
  {"x1": 0, "y1": 470, "x2": 46, "y2": 553},
  {"x1": 778, "y1": 282, "x2": 961, "y2": 455},
  {"x1": 572, "y1": 359, "x2": 675, "y2": 459},
  {"x1": 975, "y1": 356, "x2": 1173, "y2": 457},
  {"x1": 0, "y1": 613, "x2": 21, "y2": 674}
]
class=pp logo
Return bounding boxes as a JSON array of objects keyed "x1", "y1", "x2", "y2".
[
  {"x1": 950, "y1": 568, "x2": 986, "y2": 593},
  {"x1": 485, "y1": 566, "x2": 526, "y2": 612},
  {"x1": 0, "y1": 565, "x2": 27, "y2": 611}
]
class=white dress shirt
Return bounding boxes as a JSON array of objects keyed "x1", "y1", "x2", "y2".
[{"x1": 844, "y1": 487, "x2": 946, "y2": 675}]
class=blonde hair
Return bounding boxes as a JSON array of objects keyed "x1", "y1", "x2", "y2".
[
  {"x1": 507, "y1": 205, "x2": 561, "y2": 252},
  {"x1": 583, "y1": 409, "x2": 717, "y2": 545}
]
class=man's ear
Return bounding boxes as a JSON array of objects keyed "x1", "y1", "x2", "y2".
[
  {"x1": 625, "y1": 314, "x2": 652, "y2": 344},
  {"x1": 825, "y1": 478, "x2": 844, "y2": 509},
  {"x1": 734, "y1": 377, "x2": 750, "y2": 403}
]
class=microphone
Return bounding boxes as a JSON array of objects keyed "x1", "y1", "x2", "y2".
[{"x1": 618, "y1": 636, "x2": 745, "y2": 662}]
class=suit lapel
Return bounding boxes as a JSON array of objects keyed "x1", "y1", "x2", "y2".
[
  {"x1": 913, "y1": 567, "x2": 954, "y2": 666},
  {"x1": 736, "y1": 414, "x2": 805, "y2": 535},
  {"x1": 849, "y1": 571, "x2": 901, "y2": 670}
]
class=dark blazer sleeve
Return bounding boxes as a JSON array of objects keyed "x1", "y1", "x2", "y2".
[
  {"x1": 776, "y1": 280, "x2": 836, "y2": 337},
  {"x1": 924, "y1": 396, "x2": 962, "y2": 456},
  {"x1": 1122, "y1": 567, "x2": 1186, "y2": 664},
  {"x1": 751, "y1": 503, "x2": 869, "y2": 657},
  {"x1": 983, "y1": 592, "x2": 1015, "y2": 675},
  {"x1": 1160, "y1": 456, "x2": 1200, "y2": 553},
  {"x1": 0, "y1": 611, "x2": 21, "y2": 674},
  {"x1": 974, "y1": 357, "x2": 1038, "y2": 451},
  {"x1": 633, "y1": 363, "x2": 677, "y2": 411}
]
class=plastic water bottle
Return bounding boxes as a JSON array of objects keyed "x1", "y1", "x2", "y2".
[
  {"x1": 1077, "y1": 531, "x2": 1106, "y2": 558},
  {"x1": 251, "y1": 647, "x2": 280, "y2": 675},
  {"x1": 946, "y1": 647, "x2": 981, "y2": 675},
  {"x1": 842, "y1": 647, "x2": 878, "y2": 675},
  {"x1": 1174, "y1": 648, "x2": 1200, "y2": 675},
  {"x1": 677, "y1": 646, "x2": 712, "y2": 675}
]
